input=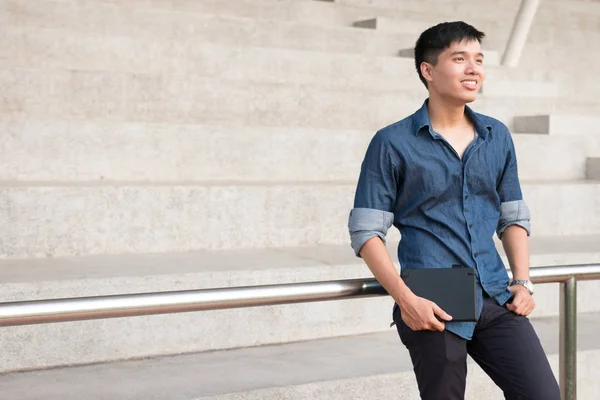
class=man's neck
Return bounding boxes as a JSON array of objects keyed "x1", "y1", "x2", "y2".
[{"x1": 427, "y1": 96, "x2": 469, "y2": 132}]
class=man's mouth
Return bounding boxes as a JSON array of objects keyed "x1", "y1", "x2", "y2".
[{"x1": 462, "y1": 80, "x2": 478, "y2": 89}]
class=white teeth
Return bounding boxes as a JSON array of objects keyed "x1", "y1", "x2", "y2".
[{"x1": 463, "y1": 81, "x2": 477, "y2": 85}]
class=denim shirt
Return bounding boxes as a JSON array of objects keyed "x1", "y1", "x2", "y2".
[{"x1": 348, "y1": 100, "x2": 531, "y2": 340}]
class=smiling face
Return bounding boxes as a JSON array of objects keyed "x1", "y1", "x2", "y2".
[{"x1": 420, "y1": 39, "x2": 485, "y2": 105}]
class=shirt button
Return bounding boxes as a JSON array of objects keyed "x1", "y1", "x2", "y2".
[
  {"x1": 474, "y1": 252, "x2": 479, "y2": 257},
  {"x1": 464, "y1": 195, "x2": 469, "y2": 200},
  {"x1": 469, "y1": 224, "x2": 474, "y2": 228}
]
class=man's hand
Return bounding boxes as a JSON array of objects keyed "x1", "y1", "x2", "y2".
[
  {"x1": 506, "y1": 285, "x2": 535, "y2": 316},
  {"x1": 399, "y1": 294, "x2": 453, "y2": 331}
]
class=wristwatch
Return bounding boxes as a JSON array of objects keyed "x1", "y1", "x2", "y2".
[{"x1": 509, "y1": 279, "x2": 534, "y2": 295}]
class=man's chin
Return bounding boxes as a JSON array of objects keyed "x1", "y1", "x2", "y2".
[
  {"x1": 438, "y1": 92, "x2": 479, "y2": 105},
  {"x1": 459, "y1": 93, "x2": 478, "y2": 104},
  {"x1": 450, "y1": 96, "x2": 477, "y2": 106}
]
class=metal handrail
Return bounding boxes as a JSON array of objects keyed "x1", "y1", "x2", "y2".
[{"x1": 2, "y1": 264, "x2": 599, "y2": 400}]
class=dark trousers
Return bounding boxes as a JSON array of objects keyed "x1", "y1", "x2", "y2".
[{"x1": 393, "y1": 296, "x2": 560, "y2": 400}]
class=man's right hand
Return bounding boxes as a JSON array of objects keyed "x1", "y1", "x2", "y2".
[{"x1": 399, "y1": 294, "x2": 453, "y2": 331}]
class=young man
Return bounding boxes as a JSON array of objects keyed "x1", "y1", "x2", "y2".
[{"x1": 348, "y1": 22, "x2": 560, "y2": 400}]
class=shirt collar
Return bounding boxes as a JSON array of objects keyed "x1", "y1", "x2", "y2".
[{"x1": 412, "y1": 99, "x2": 493, "y2": 139}]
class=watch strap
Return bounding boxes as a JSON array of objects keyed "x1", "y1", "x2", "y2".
[{"x1": 510, "y1": 279, "x2": 533, "y2": 294}]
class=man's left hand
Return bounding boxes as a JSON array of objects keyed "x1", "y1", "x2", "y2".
[{"x1": 506, "y1": 285, "x2": 535, "y2": 316}]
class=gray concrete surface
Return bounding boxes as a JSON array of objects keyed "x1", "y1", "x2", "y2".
[
  {"x1": 1, "y1": 181, "x2": 600, "y2": 259},
  {"x1": 5, "y1": 123, "x2": 598, "y2": 183},
  {"x1": 514, "y1": 115, "x2": 600, "y2": 135},
  {"x1": 1, "y1": 236, "x2": 600, "y2": 372},
  {"x1": 1, "y1": 0, "x2": 599, "y2": 390},
  {"x1": 196, "y1": 350, "x2": 600, "y2": 400},
  {"x1": 1, "y1": 312, "x2": 599, "y2": 400}
]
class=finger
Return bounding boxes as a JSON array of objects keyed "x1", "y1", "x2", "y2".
[
  {"x1": 520, "y1": 296, "x2": 534, "y2": 312},
  {"x1": 510, "y1": 295, "x2": 524, "y2": 308},
  {"x1": 517, "y1": 298, "x2": 534, "y2": 316},
  {"x1": 506, "y1": 302, "x2": 517, "y2": 312},
  {"x1": 524, "y1": 301, "x2": 536, "y2": 316},
  {"x1": 432, "y1": 303, "x2": 453, "y2": 321},
  {"x1": 430, "y1": 319, "x2": 445, "y2": 331},
  {"x1": 524, "y1": 306, "x2": 534, "y2": 316},
  {"x1": 515, "y1": 299, "x2": 528, "y2": 315}
]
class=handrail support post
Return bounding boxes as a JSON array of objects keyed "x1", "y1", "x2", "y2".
[{"x1": 560, "y1": 276, "x2": 577, "y2": 400}]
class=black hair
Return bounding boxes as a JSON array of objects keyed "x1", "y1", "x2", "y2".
[{"x1": 414, "y1": 21, "x2": 485, "y2": 88}]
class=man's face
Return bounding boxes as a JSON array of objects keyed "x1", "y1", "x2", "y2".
[{"x1": 424, "y1": 39, "x2": 485, "y2": 104}]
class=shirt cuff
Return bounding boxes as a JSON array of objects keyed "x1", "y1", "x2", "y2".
[
  {"x1": 348, "y1": 208, "x2": 394, "y2": 257},
  {"x1": 496, "y1": 200, "x2": 531, "y2": 239}
]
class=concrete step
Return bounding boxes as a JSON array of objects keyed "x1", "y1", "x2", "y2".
[
  {"x1": 26, "y1": 0, "x2": 600, "y2": 70},
  {"x1": 473, "y1": 98, "x2": 600, "y2": 131},
  {"x1": 520, "y1": 48, "x2": 600, "y2": 76},
  {"x1": 355, "y1": 20, "x2": 600, "y2": 57},
  {"x1": 2, "y1": 121, "x2": 599, "y2": 183},
  {"x1": 316, "y1": 0, "x2": 521, "y2": 20},
  {"x1": 1, "y1": 181, "x2": 600, "y2": 258},
  {"x1": 514, "y1": 115, "x2": 600, "y2": 135},
  {"x1": 0, "y1": 67, "x2": 419, "y2": 130},
  {"x1": 1, "y1": 316, "x2": 599, "y2": 399},
  {"x1": 21, "y1": 1, "x2": 599, "y2": 79},
  {"x1": 5, "y1": 29, "x2": 543, "y2": 93},
  {"x1": 352, "y1": 16, "x2": 444, "y2": 33},
  {"x1": 513, "y1": 134, "x2": 600, "y2": 181},
  {"x1": 551, "y1": 74, "x2": 600, "y2": 103},
  {"x1": 352, "y1": 16, "x2": 504, "y2": 34},
  {"x1": 395, "y1": 45, "x2": 503, "y2": 66},
  {"x1": 353, "y1": 16, "x2": 508, "y2": 50},
  {"x1": 0, "y1": 235, "x2": 599, "y2": 372},
  {"x1": 135, "y1": 0, "x2": 600, "y2": 32},
  {"x1": 526, "y1": 23, "x2": 600, "y2": 47},
  {"x1": 3, "y1": 68, "x2": 596, "y2": 132},
  {"x1": 5, "y1": 0, "x2": 597, "y2": 51},
  {"x1": 1, "y1": 0, "x2": 521, "y2": 31},
  {"x1": 1, "y1": 6, "x2": 424, "y2": 58},
  {"x1": 338, "y1": 0, "x2": 600, "y2": 45},
  {"x1": 8, "y1": 25, "x2": 578, "y2": 102},
  {"x1": 334, "y1": 0, "x2": 600, "y2": 19},
  {"x1": 359, "y1": 16, "x2": 600, "y2": 59}
]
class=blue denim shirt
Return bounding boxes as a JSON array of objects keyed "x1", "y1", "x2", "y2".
[{"x1": 348, "y1": 100, "x2": 531, "y2": 340}]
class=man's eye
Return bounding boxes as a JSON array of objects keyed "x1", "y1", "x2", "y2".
[
  {"x1": 476, "y1": 59, "x2": 484, "y2": 64},
  {"x1": 455, "y1": 57, "x2": 464, "y2": 61}
]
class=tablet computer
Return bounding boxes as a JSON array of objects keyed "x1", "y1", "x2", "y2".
[{"x1": 401, "y1": 267, "x2": 477, "y2": 322}]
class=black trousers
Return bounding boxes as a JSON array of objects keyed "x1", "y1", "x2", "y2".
[{"x1": 393, "y1": 296, "x2": 560, "y2": 400}]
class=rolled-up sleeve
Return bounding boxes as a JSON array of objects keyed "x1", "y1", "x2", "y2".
[
  {"x1": 496, "y1": 129, "x2": 531, "y2": 239},
  {"x1": 348, "y1": 132, "x2": 400, "y2": 257},
  {"x1": 349, "y1": 208, "x2": 394, "y2": 257},
  {"x1": 496, "y1": 200, "x2": 531, "y2": 238}
]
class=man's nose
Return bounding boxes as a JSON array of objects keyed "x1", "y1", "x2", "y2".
[{"x1": 465, "y1": 61, "x2": 482, "y2": 74}]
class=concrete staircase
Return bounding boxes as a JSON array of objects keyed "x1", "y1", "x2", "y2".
[
  {"x1": 2, "y1": 313, "x2": 600, "y2": 400},
  {"x1": 2, "y1": 235, "x2": 600, "y2": 374},
  {"x1": 1, "y1": 0, "x2": 600, "y2": 397}
]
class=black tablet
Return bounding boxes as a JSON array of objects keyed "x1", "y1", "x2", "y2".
[{"x1": 401, "y1": 267, "x2": 477, "y2": 322}]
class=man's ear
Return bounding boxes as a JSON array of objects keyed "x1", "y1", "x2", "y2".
[{"x1": 420, "y1": 62, "x2": 434, "y2": 83}]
